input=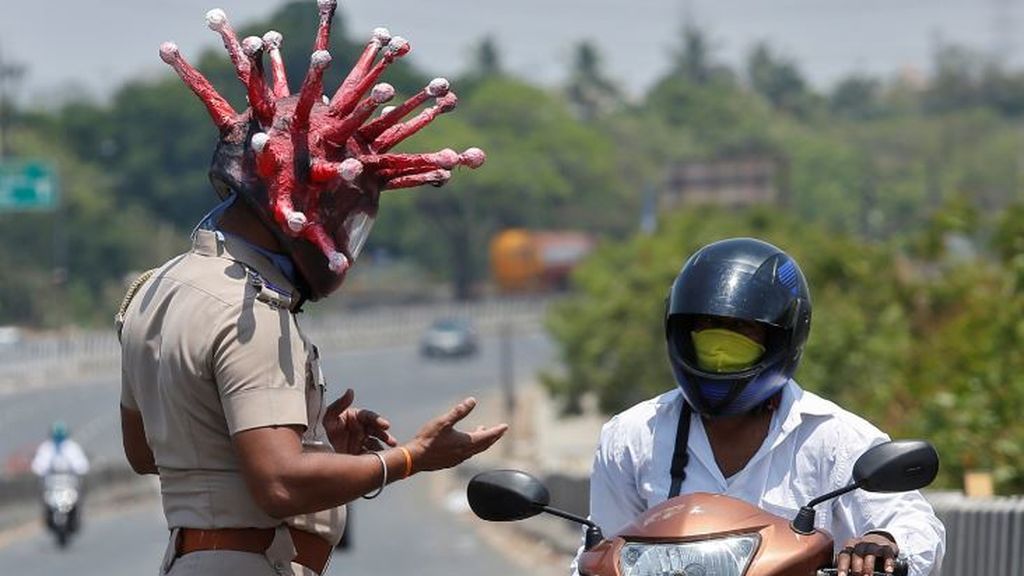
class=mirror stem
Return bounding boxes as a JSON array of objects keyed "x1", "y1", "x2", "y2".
[
  {"x1": 538, "y1": 505, "x2": 605, "y2": 550},
  {"x1": 790, "y1": 482, "x2": 861, "y2": 534}
]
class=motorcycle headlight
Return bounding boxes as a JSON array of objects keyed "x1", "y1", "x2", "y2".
[{"x1": 619, "y1": 534, "x2": 760, "y2": 576}]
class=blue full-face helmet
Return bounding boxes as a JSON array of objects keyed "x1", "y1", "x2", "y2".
[{"x1": 665, "y1": 238, "x2": 812, "y2": 416}]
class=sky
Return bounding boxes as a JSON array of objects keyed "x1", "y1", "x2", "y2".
[{"x1": 0, "y1": 0, "x2": 1016, "y2": 106}]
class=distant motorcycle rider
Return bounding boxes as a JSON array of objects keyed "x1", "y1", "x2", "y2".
[
  {"x1": 576, "y1": 238, "x2": 945, "y2": 576},
  {"x1": 31, "y1": 421, "x2": 90, "y2": 477},
  {"x1": 32, "y1": 421, "x2": 89, "y2": 541}
]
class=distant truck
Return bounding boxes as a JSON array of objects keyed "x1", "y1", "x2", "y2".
[{"x1": 489, "y1": 229, "x2": 595, "y2": 293}]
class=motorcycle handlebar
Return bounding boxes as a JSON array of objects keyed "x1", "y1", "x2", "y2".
[{"x1": 817, "y1": 557, "x2": 909, "y2": 576}]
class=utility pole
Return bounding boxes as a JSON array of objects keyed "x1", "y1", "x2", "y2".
[
  {"x1": 499, "y1": 321, "x2": 516, "y2": 457},
  {"x1": 0, "y1": 45, "x2": 26, "y2": 160}
]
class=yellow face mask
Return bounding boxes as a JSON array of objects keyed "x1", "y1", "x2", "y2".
[{"x1": 691, "y1": 328, "x2": 766, "y2": 373}]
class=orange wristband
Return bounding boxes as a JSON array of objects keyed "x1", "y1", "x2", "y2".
[{"x1": 398, "y1": 446, "x2": 413, "y2": 478}]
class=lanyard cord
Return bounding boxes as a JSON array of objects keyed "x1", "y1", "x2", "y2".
[{"x1": 668, "y1": 400, "x2": 692, "y2": 498}]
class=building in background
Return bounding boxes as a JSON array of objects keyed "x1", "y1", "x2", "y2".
[{"x1": 661, "y1": 154, "x2": 788, "y2": 210}]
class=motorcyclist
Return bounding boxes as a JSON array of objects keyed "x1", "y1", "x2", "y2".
[
  {"x1": 576, "y1": 238, "x2": 945, "y2": 576},
  {"x1": 32, "y1": 421, "x2": 89, "y2": 537},
  {"x1": 31, "y1": 421, "x2": 90, "y2": 478}
]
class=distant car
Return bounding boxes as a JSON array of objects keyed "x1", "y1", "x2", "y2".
[{"x1": 420, "y1": 318, "x2": 478, "y2": 358}]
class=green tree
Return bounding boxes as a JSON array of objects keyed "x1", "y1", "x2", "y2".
[
  {"x1": 0, "y1": 127, "x2": 177, "y2": 326},
  {"x1": 746, "y1": 43, "x2": 814, "y2": 117},
  {"x1": 830, "y1": 75, "x2": 883, "y2": 120},
  {"x1": 565, "y1": 41, "x2": 621, "y2": 121},
  {"x1": 371, "y1": 77, "x2": 629, "y2": 299}
]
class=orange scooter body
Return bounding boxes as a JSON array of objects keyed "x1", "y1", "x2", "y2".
[{"x1": 578, "y1": 492, "x2": 833, "y2": 576}]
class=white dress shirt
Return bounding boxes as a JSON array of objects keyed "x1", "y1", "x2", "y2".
[
  {"x1": 31, "y1": 439, "x2": 90, "y2": 476},
  {"x1": 574, "y1": 380, "x2": 945, "y2": 576}
]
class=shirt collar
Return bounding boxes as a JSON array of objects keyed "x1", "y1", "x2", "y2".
[
  {"x1": 191, "y1": 229, "x2": 298, "y2": 299},
  {"x1": 773, "y1": 379, "x2": 834, "y2": 444}
]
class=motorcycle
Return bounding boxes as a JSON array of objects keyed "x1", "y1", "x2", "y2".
[
  {"x1": 42, "y1": 472, "x2": 81, "y2": 548},
  {"x1": 468, "y1": 440, "x2": 939, "y2": 576}
]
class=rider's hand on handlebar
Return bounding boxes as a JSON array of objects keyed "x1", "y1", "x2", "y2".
[
  {"x1": 836, "y1": 533, "x2": 899, "y2": 576},
  {"x1": 405, "y1": 397, "x2": 508, "y2": 473}
]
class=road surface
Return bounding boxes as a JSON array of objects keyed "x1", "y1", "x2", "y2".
[{"x1": 0, "y1": 329, "x2": 558, "y2": 575}]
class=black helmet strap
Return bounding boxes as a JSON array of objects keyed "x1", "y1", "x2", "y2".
[{"x1": 668, "y1": 400, "x2": 692, "y2": 498}]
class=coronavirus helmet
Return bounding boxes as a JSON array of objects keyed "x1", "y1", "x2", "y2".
[
  {"x1": 160, "y1": 1, "x2": 485, "y2": 299},
  {"x1": 665, "y1": 238, "x2": 812, "y2": 416}
]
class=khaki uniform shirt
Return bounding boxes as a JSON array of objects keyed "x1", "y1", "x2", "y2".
[{"x1": 119, "y1": 229, "x2": 346, "y2": 544}]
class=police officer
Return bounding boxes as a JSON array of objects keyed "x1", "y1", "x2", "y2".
[{"x1": 119, "y1": 5, "x2": 502, "y2": 574}]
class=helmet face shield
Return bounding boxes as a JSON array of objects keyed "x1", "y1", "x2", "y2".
[
  {"x1": 165, "y1": 2, "x2": 486, "y2": 300},
  {"x1": 665, "y1": 238, "x2": 812, "y2": 416}
]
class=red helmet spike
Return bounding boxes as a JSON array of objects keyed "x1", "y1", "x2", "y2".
[
  {"x1": 314, "y1": 0, "x2": 338, "y2": 51},
  {"x1": 250, "y1": 133, "x2": 277, "y2": 178},
  {"x1": 372, "y1": 148, "x2": 486, "y2": 180},
  {"x1": 293, "y1": 50, "x2": 332, "y2": 134},
  {"x1": 303, "y1": 223, "x2": 349, "y2": 273},
  {"x1": 242, "y1": 37, "x2": 276, "y2": 128},
  {"x1": 310, "y1": 158, "x2": 364, "y2": 184},
  {"x1": 262, "y1": 31, "x2": 290, "y2": 98},
  {"x1": 360, "y1": 149, "x2": 460, "y2": 171},
  {"x1": 159, "y1": 42, "x2": 238, "y2": 131},
  {"x1": 205, "y1": 9, "x2": 251, "y2": 86},
  {"x1": 319, "y1": 83, "x2": 395, "y2": 147},
  {"x1": 384, "y1": 168, "x2": 451, "y2": 190},
  {"x1": 373, "y1": 92, "x2": 458, "y2": 152},
  {"x1": 170, "y1": 2, "x2": 485, "y2": 300},
  {"x1": 358, "y1": 77, "x2": 450, "y2": 142},
  {"x1": 268, "y1": 171, "x2": 308, "y2": 234},
  {"x1": 329, "y1": 36, "x2": 410, "y2": 118},
  {"x1": 331, "y1": 28, "x2": 392, "y2": 115}
]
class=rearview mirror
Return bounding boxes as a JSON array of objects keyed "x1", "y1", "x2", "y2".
[
  {"x1": 854, "y1": 440, "x2": 939, "y2": 493},
  {"x1": 467, "y1": 470, "x2": 550, "y2": 522}
]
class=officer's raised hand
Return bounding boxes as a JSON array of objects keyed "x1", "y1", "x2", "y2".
[
  {"x1": 323, "y1": 388, "x2": 398, "y2": 455},
  {"x1": 406, "y1": 397, "x2": 508, "y2": 472}
]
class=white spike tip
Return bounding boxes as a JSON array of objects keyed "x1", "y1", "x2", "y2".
[
  {"x1": 435, "y1": 149, "x2": 460, "y2": 169},
  {"x1": 372, "y1": 28, "x2": 392, "y2": 45},
  {"x1": 286, "y1": 211, "x2": 308, "y2": 233},
  {"x1": 370, "y1": 83, "x2": 396, "y2": 104},
  {"x1": 426, "y1": 78, "x2": 450, "y2": 97},
  {"x1": 328, "y1": 251, "x2": 350, "y2": 273},
  {"x1": 262, "y1": 31, "x2": 283, "y2": 49},
  {"x1": 159, "y1": 42, "x2": 180, "y2": 64},
  {"x1": 340, "y1": 158, "x2": 364, "y2": 182},
  {"x1": 205, "y1": 9, "x2": 228, "y2": 31},
  {"x1": 387, "y1": 37, "x2": 410, "y2": 56},
  {"x1": 460, "y1": 148, "x2": 487, "y2": 169},
  {"x1": 242, "y1": 36, "x2": 263, "y2": 57},
  {"x1": 311, "y1": 50, "x2": 332, "y2": 69},
  {"x1": 250, "y1": 133, "x2": 270, "y2": 153}
]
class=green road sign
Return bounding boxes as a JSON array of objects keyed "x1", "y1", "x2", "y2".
[{"x1": 0, "y1": 161, "x2": 58, "y2": 212}]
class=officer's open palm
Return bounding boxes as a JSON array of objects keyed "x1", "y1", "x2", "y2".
[
  {"x1": 407, "y1": 397, "x2": 508, "y2": 472},
  {"x1": 323, "y1": 388, "x2": 398, "y2": 455}
]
